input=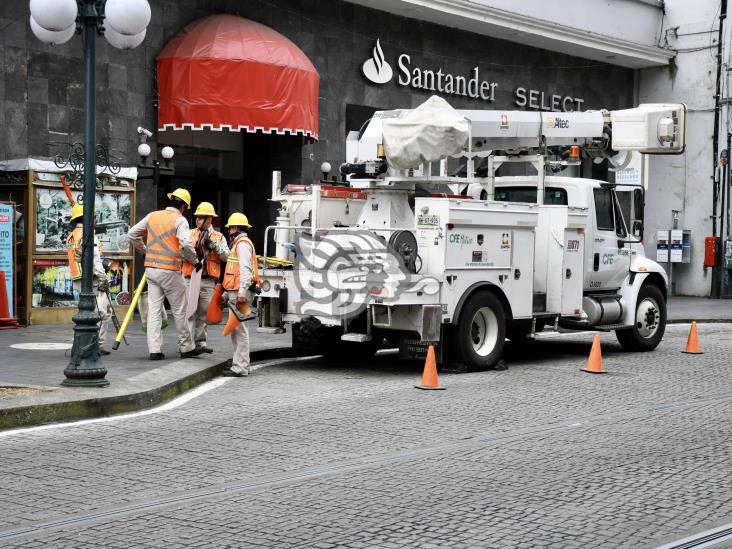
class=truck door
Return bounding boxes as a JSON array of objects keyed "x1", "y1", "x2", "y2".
[{"x1": 589, "y1": 187, "x2": 631, "y2": 291}]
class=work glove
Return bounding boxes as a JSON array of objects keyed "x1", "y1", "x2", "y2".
[
  {"x1": 98, "y1": 278, "x2": 109, "y2": 293},
  {"x1": 204, "y1": 237, "x2": 217, "y2": 251},
  {"x1": 194, "y1": 260, "x2": 203, "y2": 272}
]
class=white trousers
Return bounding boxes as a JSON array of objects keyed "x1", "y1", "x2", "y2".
[
  {"x1": 74, "y1": 281, "x2": 112, "y2": 348},
  {"x1": 226, "y1": 290, "x2": 250, "y2": 374},
  {"x1": 186, "y1": 276, "x2": 216, "y2": 347},
  {"x1": 146, "y1": 268, "x2": 194, "y2": 354}
]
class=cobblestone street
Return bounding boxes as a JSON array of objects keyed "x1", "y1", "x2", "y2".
[{"x1": 1, "y1": 323, "x2": 731, "y2": 547}]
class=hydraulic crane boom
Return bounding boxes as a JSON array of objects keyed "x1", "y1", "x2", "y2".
[{"x1": 348, "y1": 102, "x2": 686, "y2": 170}]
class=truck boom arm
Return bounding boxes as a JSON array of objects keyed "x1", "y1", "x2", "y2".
[{"x1": 350, "y1": 102, "x2": 686, "y2": 169}]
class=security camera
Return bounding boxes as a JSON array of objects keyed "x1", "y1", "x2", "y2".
[{"x1": 137, "y1": 127, "x2": 153, "y2": 138}]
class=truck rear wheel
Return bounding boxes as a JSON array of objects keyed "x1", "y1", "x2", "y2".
[
  {"x1": 456, "y1": 292, "x2": 506, "y2": 372},
  {"x1": 615, "y1": 284, "x2": 666, "y2": 352}
]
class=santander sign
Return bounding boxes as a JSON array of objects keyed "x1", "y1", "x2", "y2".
[
  {"x1": 361, "y1": 39, "x2": 497, "y2": 103},
  {"x1": 361, "y1": 39, "x2": 393, "y2": 85}
]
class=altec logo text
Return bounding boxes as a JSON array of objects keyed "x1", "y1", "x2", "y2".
[{"x1": 361, "y1": 39, "x2": 497, "y2": 102}]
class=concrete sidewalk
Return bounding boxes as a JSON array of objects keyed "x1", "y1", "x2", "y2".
[
  {"x1": 0, "y1": 296, "x2": 728, "y2": 431},
  {"x1": 0, "y1": 317, "x2": 294, "y2": 430},
  {"x1": 667, "y1": 296, "x2": 732, "y2": 323}
]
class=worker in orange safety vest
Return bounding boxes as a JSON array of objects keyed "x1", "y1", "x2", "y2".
[
  {"x1": 220, "y1": 212, "x2": 260, "y2": 377},
  {"x1": 128, "y1": 188, "x2": 201, "y2": 360},
  {"x1": 66, "y1": 203, "x2": 112, "y2": 354},
  {"x1": 182, "y1": 202, "x2": 229, "y2": 354}
]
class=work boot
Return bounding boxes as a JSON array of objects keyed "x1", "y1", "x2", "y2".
[
  {"x1": 180, "y1": 347, "x2": 204, "y2": 359},
  {"x1": 149, "y1": 353, "x2": 165, "y2": 361},
  {"x1": 195, "y1": 345, "x2": 213, "y2": 354},
  {"x1": 221, "y1": 367, "x2": 248, "y2": 377}
]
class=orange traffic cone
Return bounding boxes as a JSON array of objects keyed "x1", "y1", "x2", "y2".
[
  {"x1": 206, "y1": 283, "x2": 224, "y2": 324},
  {"x1": 415, "y1": 345, "x2": 445, "y2": 390},
  {"x1": 682, "y1": 321, "x2": 703, "y2": 354},
  {"x1": 0, "y1": 271, "x2": 9, "y2": 319},
  {"x1": 0, "y1": 271, "x2": 19, "y2": 330},
  {"x1": 581, "y1": 335, "x2": 606, "y2": 374},
  {"x1": 222, "y1": 301, "x2": 252, "y2": 337}
]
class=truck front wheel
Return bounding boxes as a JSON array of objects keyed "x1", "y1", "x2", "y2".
[
  {"x1": 615, "y1": 284, "x2": 666, "y2": 352},
  {"x1": 456, "y1": 292, "x2": 507, "y2": 372}
]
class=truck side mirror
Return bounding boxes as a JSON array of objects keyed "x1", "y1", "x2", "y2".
[{"x1": 632, "y1": 220, "x2": 644, "y2": 240}]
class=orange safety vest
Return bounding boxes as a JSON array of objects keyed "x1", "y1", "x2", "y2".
[
  {"x1": 223, "y1": 234, "x2": 260, "y2": 291},
  {"x1": 66, "y1": 226, "x2": 83, "y2": 281},
  {"x1": 144, "y1": 210, "x2": 183, "y2": 271},
  {"x1": 182, "y1": 228, "x2": 224, "y2": 278}
]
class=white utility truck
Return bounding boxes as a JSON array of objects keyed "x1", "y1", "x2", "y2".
[{"x1": 256, "y1": 97, "x2": 686, "y2": 371}]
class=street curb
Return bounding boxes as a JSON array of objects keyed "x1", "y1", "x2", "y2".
[
  {"x1": 0, "y1": 347, "x2": 302, "y2": 432},
  {"x1": 668, "y1": 318, "x2": 731, "y2": 324}
]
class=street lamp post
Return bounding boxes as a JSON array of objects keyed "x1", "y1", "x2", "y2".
[{"x1": 30, "y1": 0, "x2": 151, "y2": 386}]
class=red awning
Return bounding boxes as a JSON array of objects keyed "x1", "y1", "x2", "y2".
[{"x1": 156, "y1": 14, "x2": 319, "y2": 138}]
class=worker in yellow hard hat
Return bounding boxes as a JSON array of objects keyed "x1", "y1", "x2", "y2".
[
  {"x1": 128, "y1": 187, "x2": 201, "y2": 360},
  {"x1": 182, "y1": 202, "x2": 230, "y2": 353},
  {"x1": 220, "y1": 212, "x2": 259, "y2": 377},
  {"x1": 66, "y1": 204, "x2": 112, "y2": 354}
]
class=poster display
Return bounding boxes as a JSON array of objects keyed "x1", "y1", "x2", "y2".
[
  {"x1": 656, "y1": 230, "x2": 669, "y2": 263},
  {"x1": 670, "y1": 229, "x2": 683, "y2": 263},
  {"x1": 35, "y1": 187, "x2": 132, "y2": 254},
  {"x1": 0, "y1": 202, "x2": 14, "y2": 316},
  {"x1": 32, "y1": 258, "x2": 131, "y2": 308}
]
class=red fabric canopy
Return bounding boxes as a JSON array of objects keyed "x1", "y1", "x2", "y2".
[{"x1": 156, "y1": 14, "x2": 319, "y2": 138}]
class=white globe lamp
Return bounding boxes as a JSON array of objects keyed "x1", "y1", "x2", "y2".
[
  {"x1": 104, "y1": 0, "x2": 151, "y2": 36},
  {"x1": 29, "y1": 0, "x2": 77, "y2": 32},
  {"x1": 161, "y1": 146, "x2": 175, "y2": 160},
  {"x1": 104, "y1": 25, "x2": 146, "y2": 50},
  {"x1": 30, "y1": 16, "x2": 76, "y2": 45},
  {"x1": 137, "y1": 143, "x2": 151, "y2": 159}
]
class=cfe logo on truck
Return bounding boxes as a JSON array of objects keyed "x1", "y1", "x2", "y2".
[{"x1": 291, "y1": 230, "x2": 440, "y2": 319}]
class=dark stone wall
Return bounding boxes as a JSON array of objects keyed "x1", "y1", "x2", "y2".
[{"x1": 1, "y1": 0, "x2": 634, "y2": 215}]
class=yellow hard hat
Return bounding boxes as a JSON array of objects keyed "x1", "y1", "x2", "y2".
[
  {"x1": 167, "y1": 188, "x2": 191, "y2": 207},
  {"x1": 70, "y1": 203, "x2": 84, "y2": 221},
  {"x1": 225, "y1": 212, "x2": 251, "y2": 228},
  {"x1": 193, "y1": 202, "x2": 218, "y2": 217}
]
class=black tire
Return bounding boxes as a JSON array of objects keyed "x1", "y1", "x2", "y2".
[
  {"x1": 456, "y1": 291, "x2": 507, "y2": 372},
  {"x1": 616, "y1": 284, "x2": 666, "y2": 352}
]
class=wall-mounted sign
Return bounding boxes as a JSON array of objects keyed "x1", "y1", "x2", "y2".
[
  {"x1": 361, "y1": 39, "x2": 585, "y2": 111},
  {"x1": 670, "y1": 229, "x2": 683, "y2": 263},
  {"x1": 656, "y1": 230, "x2": 669, "y2": 263}
]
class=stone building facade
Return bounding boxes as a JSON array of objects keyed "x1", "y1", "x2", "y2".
[{"x1": 1, "y1": 0, "x2": 635, "y2": 247}]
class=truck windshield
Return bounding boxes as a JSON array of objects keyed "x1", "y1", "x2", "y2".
[{"x1": 494, "y1": 187, "x2": 568, "y2": 205}]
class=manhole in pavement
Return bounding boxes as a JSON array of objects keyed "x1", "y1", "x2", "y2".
[{"x1": 10, "y1": 342, "x2": 72, "y2": 350}]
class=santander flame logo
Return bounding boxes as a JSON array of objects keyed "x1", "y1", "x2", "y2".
[{"x1": 361, "y1": 39, "x2": 393, "y2": 85}]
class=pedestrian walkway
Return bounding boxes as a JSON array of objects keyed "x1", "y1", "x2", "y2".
[
  {"x1": 0, "y1": 296, "x2": 728, "y2": 431},
  {"x1": 0, "y1": 317, "x2": 293, "y2": 429},
  {"x1": 667, "y1": 296, "x2": 732, "y2": 322}
]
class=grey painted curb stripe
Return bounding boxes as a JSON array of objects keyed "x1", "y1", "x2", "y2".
[
  {"x1": 654, "y1": 523, "x2": 732, "y2": 548},
  {"x1": 2, "y1": 391, "x2": 732, "y2": 543}
]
